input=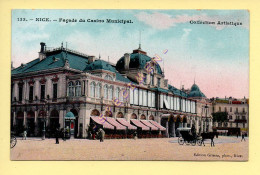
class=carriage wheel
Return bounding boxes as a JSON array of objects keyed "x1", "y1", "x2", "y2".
[
  {"x1": 191, "y1": 140, "x2": 196, "y2": 146},
  {"x1": 185, "y1": 140, "x2": 190, "y2": 145},
  {"x1": 178, "y1": 137, "x2": 184, "y2": 145},
  {"x1": 10, "y1": 135, "x2": 17, "y2": 148},
  {"x1": 197, "y1": 139, "x2": 202, "y2": 146}
]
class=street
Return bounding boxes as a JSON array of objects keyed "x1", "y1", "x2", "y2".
[{"x1": 10, "y1": 136, "x2": 248, "y2": 161}]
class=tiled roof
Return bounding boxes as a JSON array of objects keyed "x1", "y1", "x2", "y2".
[
  {"x1": 12, "y1": 51, "x2": 90, "y2": 75},
  {"x1": 168, "y1": 84, "x2": 188, "y2": 97},
  {"x1": 12, "y1": 49, "x2": 134, "y2": 84}
]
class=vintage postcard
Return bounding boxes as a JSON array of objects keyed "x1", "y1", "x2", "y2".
[{"x1": 10, "y1": 9, "x2": 249, "y2": 160}]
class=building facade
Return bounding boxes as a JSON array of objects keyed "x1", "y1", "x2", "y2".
[
  {"x1": 211, "y1": 97, "x2": 249, "y2": 136},
  {"x1": 11, "y1": 42, "x2": 212, "y2": 138}
]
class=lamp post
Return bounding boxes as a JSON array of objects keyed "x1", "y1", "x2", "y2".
[
  {"x1": 205, "y1": 104, "x2": 209, "y2": 132},
  {"x1": 42, "y1": 100, "x2": 49, "y2": 140}
]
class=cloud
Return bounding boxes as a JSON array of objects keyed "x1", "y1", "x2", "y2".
[{"x1": 135, "y1": 12, "x2": 249, "y2": 30}]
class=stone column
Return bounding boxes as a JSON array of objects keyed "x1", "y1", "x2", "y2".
[
  {"x1": 24, "y1": 111, "x2": 27, "y2": 127},
  {"x1": 14, "y1": 82, "x2": 18, "y2": 100},
  {"x1": 46, "y1": 78, "x2": 52, "y2": 99},
  {"x1": 166, "y1": 121, "x2": 169, "y2": 138},
  {"x1": 59, "y1": 109, "x2": 65, "y2": 128},
  {"x1": 83, "y1": 109, "x2": 91, "y2": 138},
  {"x1": 35, "y1": 80, "x2": 40, "y2": 100},
  {"x1": 13, "y1": 111, "x2": 16, "y2": 126},
  {"x1": 172, "y1": 122, "x2": 176, "y2": 137},
  {"x1": 35, "y1": 111, "x2": 38, "y2": 135}
]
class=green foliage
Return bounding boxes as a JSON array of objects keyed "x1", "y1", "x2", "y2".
[{"x1": 212, "y1": 112, "x2": 228, "y2": 122}]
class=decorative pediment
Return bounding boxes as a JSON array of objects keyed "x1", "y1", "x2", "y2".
[
  {"x1": 18, "y1": 81, "x2": 24, "y2": 86},
  {"x1": 40, "y1": 77, "x2": 47, "y2": 84},
  {"x1": 28, "y1": 79, "x2": 35, "y2": 86},
  {"x1": 51, "y1": 75, "x2": 59, "y2": 82}
]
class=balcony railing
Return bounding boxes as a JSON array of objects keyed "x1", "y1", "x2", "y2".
[{"x1": 234, "y1": 119, "x2": 247, "y2": 123}]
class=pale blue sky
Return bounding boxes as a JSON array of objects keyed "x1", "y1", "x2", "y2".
[{"x1": 11, "y1": 10, "x2": 249, "y2": 98}]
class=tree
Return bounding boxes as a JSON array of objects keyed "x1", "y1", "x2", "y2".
[{"x1": 212, "y1": 112, "x2": 228, "y2": 122}]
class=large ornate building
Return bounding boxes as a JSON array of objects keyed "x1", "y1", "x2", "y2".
[{"x1": 11, "y1": 42, "x2": 212, "y2": 138}]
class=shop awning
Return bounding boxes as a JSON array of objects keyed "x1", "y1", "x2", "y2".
[
  {"x1": 90, "y1": 116, "x2": 114, "y2": 130},
  {"x1": 140, "y1": 120, "x2": 159, "y2": 131},
  {"x1": 106, "y1": 117, "x2": 126, "y2": 130},
  {"x1": 117, "y1": 118, "x2": 137, "y2": 130},
  {"x1": 65, "y1": 112, "x2": 76, "y2": 120},
  {"x1": 149, "y1": 120, "x2": 166, "y2": 131},
  {"x1": 130, "y1": 119, "x2": 150, "y2": 131}
]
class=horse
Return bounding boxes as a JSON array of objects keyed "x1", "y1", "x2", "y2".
[{"x1": 200, "y1": 132, "x2": 218, "y2": 147}]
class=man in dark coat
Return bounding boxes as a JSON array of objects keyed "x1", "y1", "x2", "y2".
[
  {"x1": 55, "y1": 128, "x2": 59, "y2": 144},
  {"x1": 98, "y1": 128, "x2": 105, "y2": 142}
]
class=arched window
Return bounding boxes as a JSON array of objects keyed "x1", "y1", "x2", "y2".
[
  {"x1": 104, "y1": 85, "x2": 108, "y2": 99},
  {"x1": 115, "y1": 87, "x2": 120, "y2": 100},
  {"x1": 108, "y1": 85, "x2": 113, "y2": 100},
  {"x1": 105, "y1": 75, "x2": 113, "y2": 81},
  {"x1": 75, "y1": 81, "x2": 81, "y2": 96},
  {"x1": 90, "y1": 82, "x2": 96, "y2": 97},
  {"x1": 68, "y1": 81, "x2": 74, "y2": 97},
  {"x1": 96, "y1": 83, "x2": 101, "y2": 98}
]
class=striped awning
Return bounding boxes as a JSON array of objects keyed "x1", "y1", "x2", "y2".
[
  {"x1": 117, "y1": 118, "x2": 137, "y2": 130},
  {"x1": 130, "y1": 119, "x2": 149, "y2": 131},
  {"x1": 140, "y1": 120, "x2": 159, "y2": 131},
  {"x1": 149, "y1": 120, "x2": 166, "y2": 131},
  {"x1": 90, "y1": 116, "x2": 114, "y2": 130},
  {"x1": 106, "y1": 117, "x2": 126, "y2": 130}
]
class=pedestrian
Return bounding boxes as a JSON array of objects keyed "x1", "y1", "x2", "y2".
[
  {"x1": 236, "y1": 132, "x2": 239, "y2": 138},
  {"x1": 133, "y1": 131, "x2": 137, "y2": 140},
  {"x1": 55, "y1": 128, "x2": 59, "y2": 144},
  {"x1": 241, "y1": 133, "x2": 246, "y2": 142},
  {"x1": 100, "y1": 128, "x2": 105, "y2": 142},
  {"x1": 23, "y1": 127, "x2": 27, "y2": 140}
]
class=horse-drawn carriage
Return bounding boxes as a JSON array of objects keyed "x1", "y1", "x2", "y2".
[{"x1": 177, "y1": 128, "x2": 202, "y2": 146}]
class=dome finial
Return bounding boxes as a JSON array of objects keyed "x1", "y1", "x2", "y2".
[
  {"x1": 99, "y1": 53, "x2": 101, "y2": 60},
  {"x1": 138, "y1": 30, "x2": 142, "y2": 49}
]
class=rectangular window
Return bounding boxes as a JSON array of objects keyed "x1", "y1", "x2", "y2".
[
  {"x1": 157, "y1": 78, "x2": 161, "y2": 87},
  {"x1": 134, "y1": 89, "x2": 139, "y2": 105},
  {"x1": 148, "y1": 91, "x2": 151, "y2": 107},
  {"x1": 143, "y1": 90, "x2": 147, "y2": 106},
  {"x1": 18, "y1": 85, "x2": 23, "y2": 101},
  {"x1": 170, "y1": 96, "x2": 172, "y2": 110},
  {"x1": 160, "y1": 94, "x2": 163, "y2": 108},
  {"x1": 236, "y1": 108, "x2": 238, "y2": 112},
  {"x1": 143, "y1": 73, "x2": 147, "y2": 84},
  {"x1": 41, "y1": 84, "x2": 45, "y2": 100},
  {"x1": 29, "y1": 86, "x2": 34, "y2": 101},
  {"x1": 230, "y1": 107, "x2": 232, "y2": 112},
  {"x1": 229, "y1": 115, "x2": 232, "y2": 120},
  {"x1": 219, "y1": 107, "x2": 221, "y2": 112},
  {"x1": 225, "y1": 107, "x2": 227, "y2": 112},
  {"x1": 152, "y1": 92, "x2": 155, "y2": 107},
  {"x1": 139, "y1": 89, "x2": 143, "y2": 106},
  {"x1": 53, "y1": 84, "x2": 58, "y2": 99},
  {"x1": 130, "y1": 88, "x2": 134, "y2": 104},
  {"x1": 151, "y1": 74, "x2": 154, "y2": 86},
  {"x1": 243, "y1": 108, "x2": 245, "y2": 112}
]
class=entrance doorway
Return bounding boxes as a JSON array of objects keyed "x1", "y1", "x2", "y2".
[{"x1": 70, "y1": 109, "x2": 78, "y2": 138}]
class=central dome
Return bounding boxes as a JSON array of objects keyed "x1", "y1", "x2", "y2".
[{"x1": 116, "y1": 52, "x2": 163, "y2": 74}]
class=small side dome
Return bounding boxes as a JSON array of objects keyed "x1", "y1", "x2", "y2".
[{"x1": 188, "y1": 84, "x2": 206, "y2": 98}]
